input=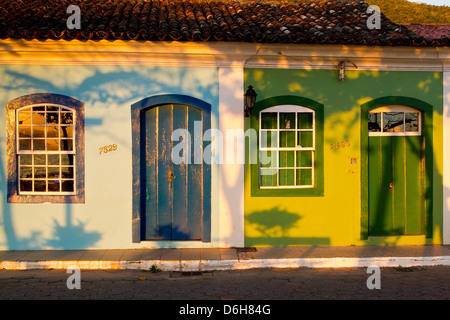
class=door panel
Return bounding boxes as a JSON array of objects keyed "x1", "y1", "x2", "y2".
[
  {"x1": 368, "y1": 135, "x2": 423, "y2": 236},
  {"x1": 142, "y1": 104, "x2": 203, "y2": 241}
]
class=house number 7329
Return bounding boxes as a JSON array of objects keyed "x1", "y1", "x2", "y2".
[{"x1": 99, "y1": 144, "x2": 117, "y2": 155}]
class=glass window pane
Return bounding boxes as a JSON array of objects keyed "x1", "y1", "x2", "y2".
[
  {"x1": 279, "y1": 169, "x2": 295, "y2": 186},
  {"x1": 20, "y1": 180, "x2": 33, "y2": 192},
  {"x1": 46, "y1": 113, "x2": 59, "y2": 124},
  {"x1": 279, "y1": 113, "x2": 295, "y2": 129},
  {"x1": 33, "y1": 139, "x2": 45, "y2": 151},
  {"x1": 298, "y1": 131, "x2": 313, "y2": 148},
  {"x1": 61, "y1": 154, "x2": 74, "y2": 166},
  {"x1": 47, "y1": 167, "x2": 60, "y2": 179},
  {"x1": 19, "y1": 167, "x2": 32, "y2": 179},
  {"x1": 34, "y1": 180, "x2": 46, "y2": 192},
  {"x1": 33, "y1": 126, "x2": 45, "y2": 138},
  {"x1": 298, "y1": 113, "x2": 313, "y2": 129},
  {"x1": 47, "y1": 106, "x2": 59, "y2": 112},
  {"x1": 47, "y1": 139, "x2": 59, "y2": 151},
  {"x1": 18, "y1": 112, "x2": 32, "y2": 125},
  {"x1": 260, "y1": 169, "x2": 277, "y2": 187},
  {"x1": 368, "y1": 113, "x2": 381, "y2": 132},
  {"x1": 33, "y1": 106, "x2": 45, "y2": 111},
  {"x1": 297, "y1": 151, "x2": 313, "y2": 167},
  {"x1": 34, "y1": 154, "x2": 46, "y2": 165},
  {"x1": 260, "y1": 131, "x2": 278, "y2": 148},
  {"x1": 60, "y1": 112, "x2": 73, "y2": 124},
  {"x1": 19, "y1": 154, "x2": 32, "y2": 165},
  {"x1": 261, "y1": 113, "x2": 277, "y2": 129},
  {"x1": 279, "y1": 151, "x2": 295, "y2": 168},
  {"x1": 60, "y1": 139, "x2": 73, "y2": 151},
  {"x1": 34, "y1": 167, "x2": 46, "y2": 179},
  {"x1": 33, "y1": 112, "x2": 45, "y2": 124},
  {"x1": 296, "y1": 169, "x2": 313, "y2": 186},
  {"x1": 62, "y1": 180, "x2": 74, "y2": 192},
  {"x1": 405, "y1": 112, "x2": 419, "y2": 132},
  {"x1": 48, "y1": 181, "x2": 60, "y2": 192},
  {"x1": 60, "y1": 126, "x2": 73, "y2": 138},
  {"x1": 47, "y1": 126, "x2": 59, "y2": 138},
  {"x1": 280, "y1": 131, "x2": 295, "y2": 148},
  {"x1": 260, "y1": 151, "x2": 277, "y2": 168},
  {"x1": 18, "y1": 139, "x2": 31, "y2": 151},
  {"x1": 383, "y1": 112, "x2": 404, "y2": 132},
  {"x1": 48, "y1": 154, "x2": 60, "y2": 166},
  {"x1": 18, "y1": 126, "x2": 31, "y2": 138},
  {"x1": 61, "y1": 167, "x2": 74, "y2": 179}
]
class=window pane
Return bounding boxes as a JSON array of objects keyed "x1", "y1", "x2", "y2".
[
  {"x1": 20, "y1": 154, "x2": 32, "y2": 165},
  {"x1": 279, "y1": 151, "x2": 294, "y2": 168},
  {"x1": 20, "y1": 180, "x2": 33, "y2": 192},
  {"x1": 46, "y1": 113, "x2": 59, "y2": 124},
  {"x1": 19, "y1": 167, "x2": 32, "y2": 179},
  {"x1": 61, "y1": 167, "x2": 74, "y2": 179},
  {"x1": 60, "y1": 139, "x2": 73, "y2": 151},
  {"x1": 48, "y1": 154, "x2": 60, "y2": 166},
  {"x1": 260, "y1": 169, "x2": 277, "y2": 187},
  {"x1": 47, "y1": 126, "x2": 59, "y2": 138},
  {"x1": 279, "y1": 169, "x2": 295, "y2": 186},
  {"x1": 405, "y1": 112, "x2": 419, "y2": 132},
  {"x1": 296, "y1": 169, "x2": 312, "y2": 186},
  {"x1": 62, "y1": 180, "x2": 74, "y2": 192},
  {"x1": 298, "y1": 131, "x2": 313, "y2": 148},
  {"x1": 297, "y1": 151, "x2": 312, "y2": 167},
  {"x1": 47, "y1": 167, "x2": 60, "y2": 179},
  {"x1": 280, "y1": 131, "x2": 295, "y2": 148},
  {"x1": 18, "y1": 126, "x2": 31, "y2": 138},
  {"x1": 61, "y1": 154, "x2": 74, "y2": 165},
  {"x1": 33, "y1": 106, "x2": 45, "y2": 111},
  {"x1": 261, "y1": 113, "x2": 277, "y2": 129},
  {"x1": 368, "y1": 113, "x2": 381, "y2": 132},
  {"x1": 18, "y1": 139, "x2": 31, "y2": 151},
  {"x1": 298, "y1": 113, "x2": 313, "y2": 129},
  {"x1": 260, "y1": 131, "x2": 278, "y2": 148},
  {"x1": 260, "y1": 151, "x2": 277, "y2": 168},
  {"x1": 34, "y1": 167, "x2": 46, "y2": 179},
  {"x1": 34, "y1": 154, "x2": 46, "y2": 165},
  {"x1": 33, "y1": 112, "x2": 45, "y2": 124},
  {"x1": 60, "y1": 112, "x2": 73, "y2": 124},
  {"x1": 383, "y1": 112, "x2": 404, "y2": 132},
  {"x1": 33, "y1": 139, "x2": 45, "y2": 151},
  {"x1": 18, "y1": 112, "x2": 32, "y2": 125},
  {"x1": 47, "y1": 139, "x2": 60, "y2": 151},
  {"x1": 60, "y1": 126, "x2": 73, "y2": 138},
  {"x1": 48, "y1": 181, "x2": 60, "y2": 192},
  {"x1": 279, "y1": 113, "x2": 295, "y2": 129},
  {"x1": 34, "y1": 180, "x2": 46, "y2": 192},
  {"x1": 47, "y1": 106, "x2": 59, "y2": 112}
]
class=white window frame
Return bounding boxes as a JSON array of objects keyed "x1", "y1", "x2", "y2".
[
  {"x1": 16, "y1": 103, "x2": 76, "y2": 195},
  {"x1": 259, "y1": 105, "x2": 315, "y2": 189},
  {"x1": 369, "y1": 105, "x2": 422, "y2": 137}
]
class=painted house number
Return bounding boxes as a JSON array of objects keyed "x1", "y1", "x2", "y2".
[
  {"x1": 99, "y1": 144, "x2": 118, "y2": 155},
  {"x1": 330, "y1": 140, "x2": 350, "y2": 150}
]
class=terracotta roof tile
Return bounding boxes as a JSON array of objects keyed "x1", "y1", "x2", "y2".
[
  {"x1": 405, "y1": 24, "x2": 450, "y2": 40},
  {"x1": 0, "y1": 0, "x2": 448, "y2": 46}
]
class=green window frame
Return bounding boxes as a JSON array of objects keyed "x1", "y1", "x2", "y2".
[{"x1": 250, "y1": 96, "x2": 324, "y2": 197}]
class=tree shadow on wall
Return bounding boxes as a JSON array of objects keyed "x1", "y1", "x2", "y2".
[{"x1": 245, "y1": 207, "x2": 330, "y2": 246}]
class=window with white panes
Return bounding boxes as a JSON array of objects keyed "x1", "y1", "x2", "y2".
[
  {"x1": 259, "y1": 105, "x2": 315, "y2": 188},
  {"x1": 16, "y1": 104, "x2": 76, "y2": 194},
  {"x1": 368, "y1": 105, "x2": 421, "y2": 136}
]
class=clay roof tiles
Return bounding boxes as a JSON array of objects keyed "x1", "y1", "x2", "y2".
[{"x1": 0, "y1": 0, "x2": 448, "y2": 46}]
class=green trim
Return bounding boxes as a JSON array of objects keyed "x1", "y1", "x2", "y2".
[
  {"x1": 250, "y1": 95, "x2": 324, "y2": 197},
  {"x1": 360, "y1": 96, "x2": 434, "y2": 240}
]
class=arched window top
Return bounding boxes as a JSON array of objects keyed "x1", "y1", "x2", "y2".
[
  {"x1": 369, "y1": 104, "x2": 421, "y2": 136},
  {"x1": 261, "y1": 104, "x2": 314, "y2": 114}
]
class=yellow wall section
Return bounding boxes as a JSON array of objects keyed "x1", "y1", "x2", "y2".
[{"x1": 244, "y1": 69, "x2": 443, "y2": 247}]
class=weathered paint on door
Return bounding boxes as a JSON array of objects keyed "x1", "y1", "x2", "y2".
[
  {"x1": 368, "y1": 134, "x2": 424, "y2": 235},
  {"x1": 142, "y1": 104, "x2": 204, "y2": 240}
]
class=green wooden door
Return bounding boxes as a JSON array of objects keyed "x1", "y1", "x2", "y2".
[{"x1": 368, "y1": 110, "x2": 424, "y2": 236}]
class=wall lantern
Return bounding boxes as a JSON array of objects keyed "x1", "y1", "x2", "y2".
[
  {"x1": 244, "y1": 85, "x2": 257, "y2": 117},
  {"x1": 337, "y1": 60, "x2": 357, "y2": 82}
]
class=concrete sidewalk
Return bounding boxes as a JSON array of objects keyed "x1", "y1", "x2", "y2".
[{"x1": 1, "y1": 245, "x2": 450, "y2": 271}]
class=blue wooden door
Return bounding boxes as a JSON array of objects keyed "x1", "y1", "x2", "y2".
[{"x1": 142, "y1": 104, "x2": 205, "y2": 240}]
